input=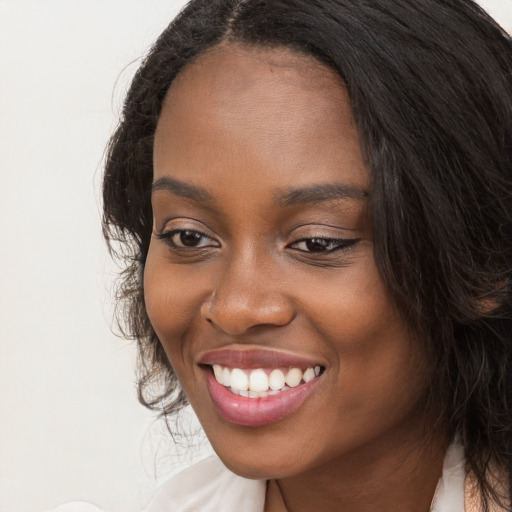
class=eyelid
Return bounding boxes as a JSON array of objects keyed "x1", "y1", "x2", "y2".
[
  {"x1": 154, "y1": 216, "x2": 217, "y2": 236},
  {"x1": 153, "y1": 217, "x2": 221, "y2": 249},
  {"x1": 287, "y1": 236, "x2": 361, "y2": 254},
  {"x1": 156, "y1": 229, "x2": 220, "y2": 248},
  {"x1": 286, "y1": 223, "x2": 360, "y2": 244}
]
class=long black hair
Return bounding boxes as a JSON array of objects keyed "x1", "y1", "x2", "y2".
[{"x1": 102, "y1": 1, "x2": 512, "y2": 509}]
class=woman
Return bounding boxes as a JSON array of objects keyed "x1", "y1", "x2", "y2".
[{"x1": 102, "y1": 0, "x2": 512, "y2": 510}]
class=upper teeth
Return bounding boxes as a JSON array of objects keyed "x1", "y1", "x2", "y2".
[{"x1": 213, "y1": 364, "x2": 321, "y2": 396}]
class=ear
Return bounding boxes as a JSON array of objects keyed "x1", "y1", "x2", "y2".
[{"x1": 475, "y1": 281, "x2": 508, "y2": 316}]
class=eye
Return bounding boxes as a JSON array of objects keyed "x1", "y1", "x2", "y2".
[
  {"x1": 289, "y1": 237, "x2": 360, "y2": 253},
  {"x1": 156, "y1": 229, "x2": 220, "y2": 249}
]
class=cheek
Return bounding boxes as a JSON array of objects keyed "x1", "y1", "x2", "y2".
[
  {"x1": 299, "y1": 253, "x2": 400, "y2": 347},
  {"x1": 143, "y1": 246, "x2": 206, "y2": 361},
  {"x1": 300, "y1": 257, "x2": 430, "y2": 417}
]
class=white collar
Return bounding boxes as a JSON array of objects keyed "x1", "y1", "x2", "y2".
[
  {"x1": 430, "y1": 442, "x2": 466, "y2": 512},
  {"x1": 145, "y1": 442, "x2": 466, "y2": 512}
]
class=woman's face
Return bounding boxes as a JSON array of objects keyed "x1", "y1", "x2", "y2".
[{"x1": 145, "y1": 44, "x2": 432, "y2": 480}]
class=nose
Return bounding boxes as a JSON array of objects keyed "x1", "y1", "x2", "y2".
[{"x1": 200, "y1": 255, "x2": 295, "y2": 336}]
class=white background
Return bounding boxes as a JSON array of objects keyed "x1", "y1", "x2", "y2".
[{"x1": 1, "y1": 1, "x2": 511, "y2": 511}]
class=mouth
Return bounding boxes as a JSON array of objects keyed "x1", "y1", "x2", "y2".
[
  {"x1": 210, "y1": 364, "x2": 322, "y2": 398},
  {"x1": 198, "y1": 349, "x2": 325, "y2": 427}
]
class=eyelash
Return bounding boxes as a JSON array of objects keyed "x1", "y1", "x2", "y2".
[
  {"x1": 288, "y1": 237, "x2": 360, "y2": 254},
  {"x1": 156, "y1": 229, "x2": 360, "y2": 254},
  {"x1": 155, "y1": 229, "x2": 219, "y2": 249}
]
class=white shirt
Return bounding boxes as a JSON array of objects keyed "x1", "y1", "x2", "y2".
[
  {"x1": 144, "y1": 442, "x2": 466, "y2": 512},
  {"x1": 48, "y1": 443, "x2": 466, "y2": 512}
]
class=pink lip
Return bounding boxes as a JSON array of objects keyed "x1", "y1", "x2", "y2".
[
  {"x1": 198, "y1": 348, "x2": 321, "y2": 369},
  {"x1": 202, "y1": 367, "x2": 322, "y2": 427}
]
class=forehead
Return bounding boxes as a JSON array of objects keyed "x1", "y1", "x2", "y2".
[
  {"x1": 169, "y1": 43, "x2": 347, "y2": 105},
  {"x1": 154, "y1": 43, "x2": 368, "y2": 194}
]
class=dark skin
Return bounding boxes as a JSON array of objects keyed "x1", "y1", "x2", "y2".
[{"x1": 145, "y1": 43, "x2": 448, "y2": 511}]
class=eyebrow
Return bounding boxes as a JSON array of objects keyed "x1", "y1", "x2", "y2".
[
  {"x1": 277, "y1": 183, "x2": 368, "y2": 206},
  {"x1": 151, "y1": 176, "x2": 215, "y2": 202},
  {"x1": 151, "y1": 176, "x2": 367, "y2": 206}
]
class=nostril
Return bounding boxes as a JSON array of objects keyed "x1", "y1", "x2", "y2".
[{"x1": 200, "y1": 290, "x2": 296, "y2": 335}]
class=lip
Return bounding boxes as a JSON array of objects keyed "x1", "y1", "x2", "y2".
[
  {"x1": 198, "y1": 348, "x2": 324, "y2": 427},
  {"x1": 198, "y1": 348, "x2": 322, "y2": 369},
  {"x1": 203, "y1": 367, "x2": 322, "y2": 427}
]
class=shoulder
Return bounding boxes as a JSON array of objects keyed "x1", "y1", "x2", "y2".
[
  {"x1": 144, "y1": 455, "x2": 266, "y2": 512},
  {"x1": 464, "y1": 468, "x2": 510, "y2": 512},
  {"x1": 434, "y1": 442, "x2": 509, "y2": 512}
]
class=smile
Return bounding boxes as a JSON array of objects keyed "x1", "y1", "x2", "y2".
[
  {"x1": 198, "y1": 349, "x2": 325, "y2": 427},
  {"x1": 212, "y1": 364, "x2": 322, "y2": 397}
]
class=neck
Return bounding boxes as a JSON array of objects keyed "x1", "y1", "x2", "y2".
[{"x1": 265, "y1": 427, "x2": 449, "y2": 512}]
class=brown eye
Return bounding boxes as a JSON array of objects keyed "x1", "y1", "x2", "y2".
[
  {"x1": 179, "y1": 230, "x2": 204, "y2": 247},
  {"x1": 290, "y1": 237, "x2": 360, "y2": 253},
  {"x1": 156, "y1": 229, "x2": 220, "y2": 249},
  {"x1": 304, "y1": 238, "x2": 332, "y2": 252}
]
